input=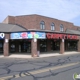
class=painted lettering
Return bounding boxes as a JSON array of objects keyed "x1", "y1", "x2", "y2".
[{"x1": 46, "y1": 33, "x2": 78, "y2": 40}]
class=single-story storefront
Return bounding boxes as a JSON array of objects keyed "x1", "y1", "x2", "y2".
[{"x1": 9, "y1": 31, "x2": 79, "y2": 56}]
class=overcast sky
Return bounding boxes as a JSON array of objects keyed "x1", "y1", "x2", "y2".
[{"x1": 0, "y1": 0, "x2": 80, "y2": 26}]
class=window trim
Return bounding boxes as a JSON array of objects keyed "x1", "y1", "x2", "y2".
[
  {"x1": 60, "y1": 24, "x2": 64, "y2": 31},
  {"x1": 40, "y1": 21, "x2": 45, "y2": 30},
  {"x1": 51, "y1": 23, "x2": 55, "y2": 31}
]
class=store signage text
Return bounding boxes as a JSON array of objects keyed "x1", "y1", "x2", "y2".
[
  {"x1": 46, "y1": 33, "x2": 78, "y2": 39},
  {"x1": 0, "y1": 33, "x2": 5, "y2": 39}
]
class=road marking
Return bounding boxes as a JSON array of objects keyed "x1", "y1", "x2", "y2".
[
  {"x1": 29, "y1": 62, "x2": 80, "y2": 75},
  {"x1": 0, "y1": 76, "x2": 13, "y2": 80},
  {"x1": 0, "y1": 62, "x2": 80, "y2": 80},
  {"x1": 20, "y1": 73, "x2": 26, "y2": 77},
  {"x1": 14, "y1": 74, "x2": 20, "y2": 78}
]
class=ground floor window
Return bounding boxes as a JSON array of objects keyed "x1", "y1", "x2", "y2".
[
  {"x1": 0, "y1": 40, "x2": 4, "y2": 53},
  {"x1": 38, "y1": 39, "x2": 77, "y2": 53},
  {"x1": 20, "y1": 40, "x2": 31, "y2": 53},
  {"x1": 9, "y1": 39, "x2": 31, "y2": 53},
  {"x1": 51, "y1": 39, "x2": 60, "y2": 51},
  {"x1": 38, "y1": 39, "x2": 60, "y2": 52},
  {"x1": 10, "y1": 43, "x2": 16, "y2": 53},
  {"x1": 65, "y1": 40, "x2": 78, "y2": 51},
  {"x1": 39, "y1": 39, "x2": 47, "y2": 52},
  {"x1": 9, "y1": 39, "x2": 78, "y2": 54}
]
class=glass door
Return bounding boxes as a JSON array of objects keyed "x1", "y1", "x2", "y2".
[
  {"x1": 40, "y1": 39, "x2": 47, "y2": 52},
  {"x1": 20, "y1": 40, "x2": 31, "y2": 53},
  {"x1": 9, "y1": 40, "x2": 16, "y2": 53},
  {"x1": 0, "y1": 41, "x2": 3, "y2": 53},
  {"x1": 21, "y1": 42, "x2": 27, "y2": 52},
  {"x1": 51, "y1": 39, "x2": 60, "y2": 51},
  {"x1": 10, "y1": 43, "x2": 16, "y2": 53}
]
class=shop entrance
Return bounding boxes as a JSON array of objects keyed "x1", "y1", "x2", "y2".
[
  {"x1": 38, "y1": 39, "x2": 60, "y2": 53},
  {"x1": 51, "y1": 39, "x2": 60, "y2": 51},
  {"x1": 39, "y1": 39, "x2": 47, "y2": 52},
  {"x1": 65, "y1": 40, "x2": 78, "y2": 51},
  {"x1": 9, "y1": 39, "x2": 31, "y2": 53},
  {"x1": 20, "y1": 40, "x2": 31, "y2": 53},
  {"x1": 0, "y1": 40, "x2": 4, "y2": 54}
]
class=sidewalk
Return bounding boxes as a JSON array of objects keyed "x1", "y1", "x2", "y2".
[{"x1": 0, "y1": 51, "x2": 80, "y2": 59}]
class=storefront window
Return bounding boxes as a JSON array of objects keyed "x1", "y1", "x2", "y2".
[
  {"x1": 21, "y1": 40, "x2": 31, "y2": 53},
  {"x1": 10, "y1": 39, "x2": 31, "y2": 53},
  {"x1": 40, "y1": 39, "x2": 47, "y2": 52},
  {"x1": 65, "y1": 40, "x2": 77, "y2": 51},
  {"x1": 10, "y1": 43, "x2": 16, "y2": 53},
  {"x1": 0, "y1": 42, "x2": 3, "y2": 53},
  {"x1": 51, "y1": 40, "x2": 60, "y2": 51}
]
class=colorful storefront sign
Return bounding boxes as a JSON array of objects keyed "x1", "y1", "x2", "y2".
[
  {"x1": 10, "y1": 32, "x2": 46, "y2": 39},
  {"x1": 0, "y1": 33, "x2": 5, "y2": 39},
  {"x1": 46, "y1": 33, "x2": 78, "y2": 39},
  {"x1": 11, "y1": 32, "x2": 78, "y2": 40}
]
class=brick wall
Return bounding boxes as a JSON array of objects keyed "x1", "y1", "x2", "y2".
[
  {"x1": 15, "y1": 15, "x2": 37, "y2": 29},
  {"x1": 2, "y1": 16, "x2": 9, "y2": 23},
  {"x1": 2, "y1": 16, "x2": 15, "y2": 24},
  {"x1": 2, "y1": 14, "x2": 78, "y2": 32},
  {"x1": 4, "y1": 33, "x2": 10, "y2": 56},
  {"x1": 35, "y1": 15, "x2": 74, "y2": 31},
  {"x1": 15, "y1": 15, "x2": 75, "y2": 31}
]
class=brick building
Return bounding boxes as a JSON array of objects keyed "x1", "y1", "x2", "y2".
[{"x1": 0, "y1": 14, "x2": 80, "y2": 57}]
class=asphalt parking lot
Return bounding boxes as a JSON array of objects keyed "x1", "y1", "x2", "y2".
[{"x1": 0, "y1": 53, "x2": 80, "y2": 80}]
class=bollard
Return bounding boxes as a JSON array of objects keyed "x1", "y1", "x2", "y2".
[{"x1": 37, "y1": 51, "x2": 40, "y2": 57}]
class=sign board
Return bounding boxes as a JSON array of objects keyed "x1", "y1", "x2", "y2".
[
  {"x1": 10, "y1": 32, "x2": 46, "y2": 39},
  {"x1": 46, "y1": 33, "x2": 78, "y2": 39},
  {"x1": 0, "y1": 33, "x2": 5, "y2": 39}
]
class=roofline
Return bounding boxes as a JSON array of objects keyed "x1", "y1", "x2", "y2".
[
  {"x1": 0, "y1": 28, "x2": 80, "y2": 36},
  {"x1": 3, "y1": 14, "x2": 80, "y2": 27},
  {"x1": 16, "y1": 14, "x2": 73, "y2": 24}
]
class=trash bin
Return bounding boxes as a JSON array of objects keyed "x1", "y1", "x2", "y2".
[{"x1": 37, "y1": 51, "x2": 40, "y2": 57}]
